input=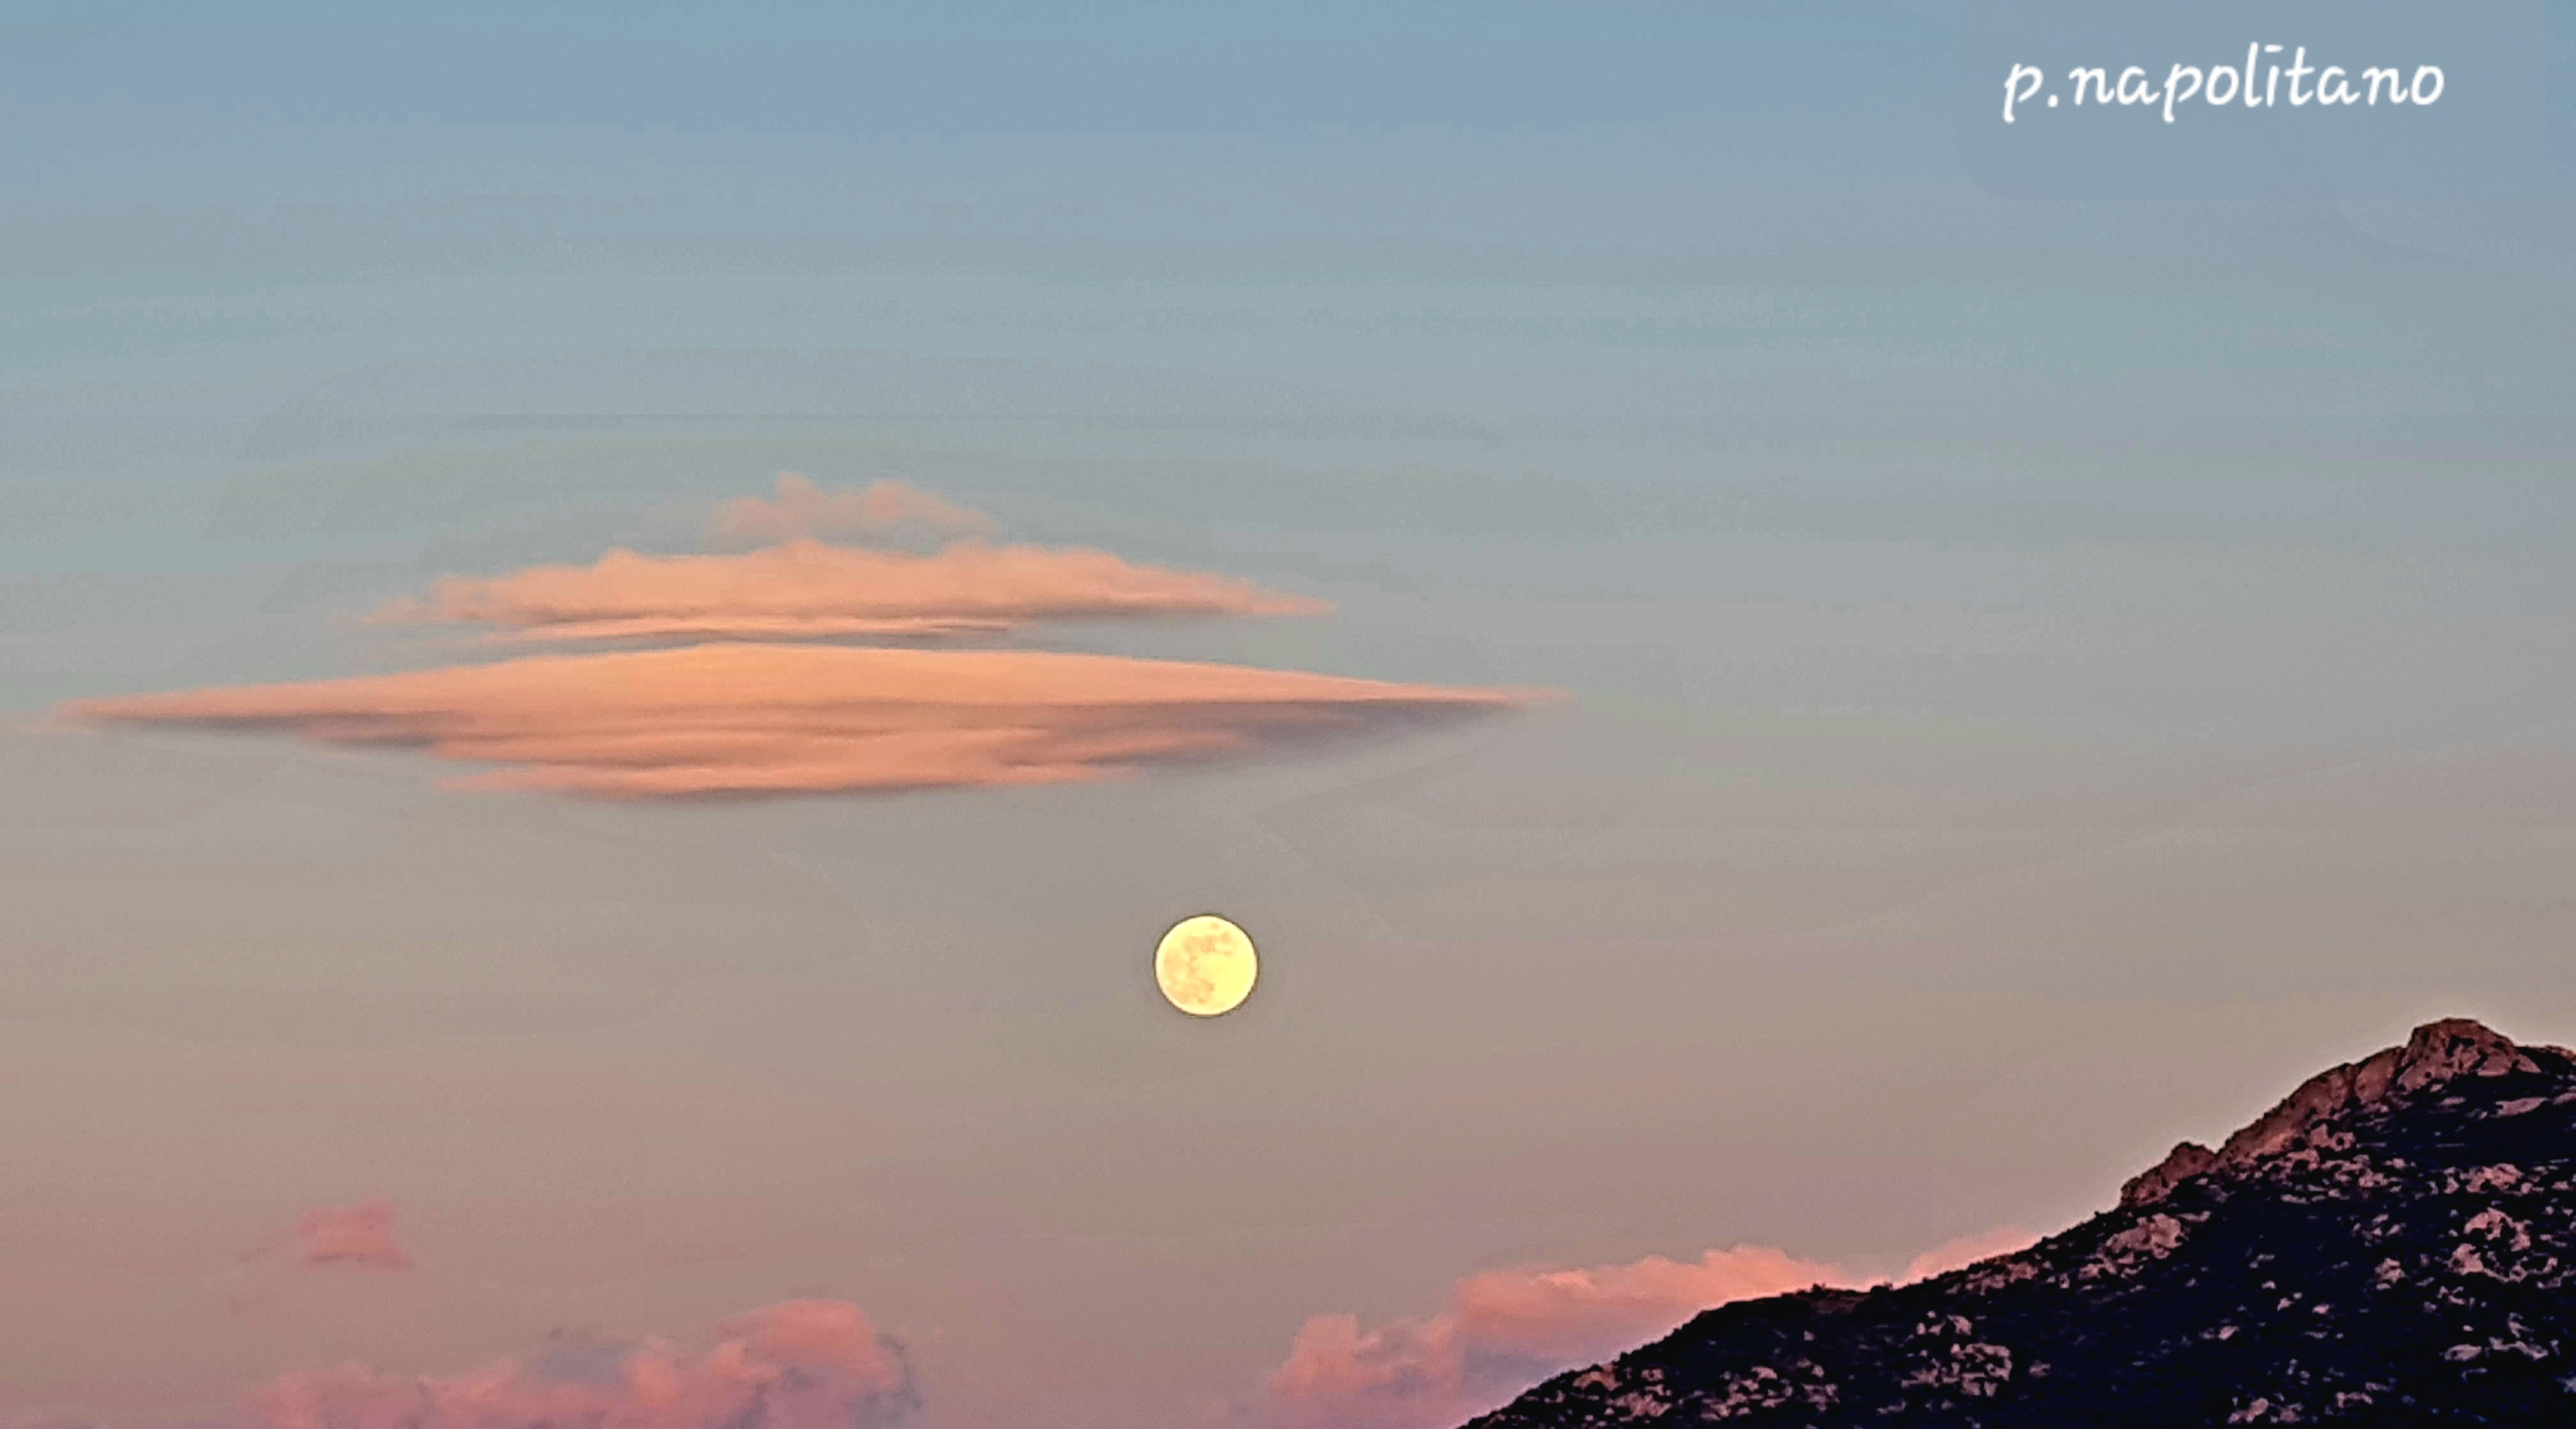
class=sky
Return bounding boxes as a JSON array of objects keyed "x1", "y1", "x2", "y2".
[{"x1": 4, "y1": 3, "x2": 2576, "y2": 1427}]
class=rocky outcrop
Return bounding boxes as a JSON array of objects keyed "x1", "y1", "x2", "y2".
[
  {"x1": 2120, "y1": 1017, "x2": 2550, "y2": 1210},
  {"x1": 1466, "y1": 1018, "x2": 2576, "y2": 1428},
  {"x1": 2118, "y1": 1139, "x2": 2217, "y2": 1210}
]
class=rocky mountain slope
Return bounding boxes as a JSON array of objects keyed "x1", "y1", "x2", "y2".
[{"x1": 1466, "y1": 1019, "x2": 2576, "y2": 1426}]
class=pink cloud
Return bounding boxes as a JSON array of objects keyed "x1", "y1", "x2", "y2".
[
  {"x1": 288, "y1": 1201, "x2": 413, "y2": 1272},
  {"x1": 59, "y1": 642, "x2": 1537, "y2": 800},
  {"x1": 1450, "y1": 1244, "x2": 1850, "y2": 1362},
  {"x1": 710, "y1": 474, "x2": 993, "y2": 545},
  {"x1": 1896, "y1": 1224, "x2": 2038, "y2": 1283},
  {"x1": 244, "y1": 1299, "x2": 916, "y2": 1429},
  {"x1": 1254, "y1": 1246, "x2": 1847, "y2": 1429},
  {"x1": 1261, "y1": 1313, "x2": 1469, "y2": 1429},
  {"x1": 369, "y1": 538, "x2": 1329, "y2": 646},
  {"x1": 1250, "y1": 1230, "x2": 2035, "y2": 1429}
]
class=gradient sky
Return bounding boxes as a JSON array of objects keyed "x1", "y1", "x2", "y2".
[{"x1": 6, "y1": 3, "x2": 2576, "y2": 1427}]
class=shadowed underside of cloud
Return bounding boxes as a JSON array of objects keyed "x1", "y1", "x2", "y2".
[
  {"x1": 710, "y1": 474, "x2": 993, "y2": 546},
  {"x1": 246, "y1": 1299, "x2": 918, "y2": 1429},
  {"x1": 1252, "y1": 1231, "x2": 2035, "y2": 1429},
  {"x1": 372, "y1": 539, "x2": 1330, "y2": 646},
  {"x1": 59, "y1": 643, "x2": 1536, "y2": 799}
]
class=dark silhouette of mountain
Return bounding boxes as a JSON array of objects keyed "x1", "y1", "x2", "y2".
[{"x1": 1466, "y1": 1019, "x2": 2576, "y2": 1426}]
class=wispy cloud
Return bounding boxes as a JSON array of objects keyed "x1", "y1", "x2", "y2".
[
  {"x1": 282, "y1": 1201, "x2": 413, "y2": 1272},
  {"x1": 710, "y1": 474, "x2": 993, "y2": 545},
  {"x1": 61, "y1": 643, "x2": 1533, "y2": 799},
  {"x1": 370, "y1": 539, "x2": 1328, "y2": 647},
  {"x1": 245, "y1": 1299, "x2": 917, "y2": 1429}
]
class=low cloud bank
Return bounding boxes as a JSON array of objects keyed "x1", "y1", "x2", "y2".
[
  {"x1": 246, "y1": 1299, "x2": 918, "y2": 1429},
  {"x1": 1252, "y1": 1230, "x2": 2035, "y2": 1428}
]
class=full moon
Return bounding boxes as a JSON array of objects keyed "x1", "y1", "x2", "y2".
[{"x1": 1154, "y1": 915, "x2": 1259, "y2": 1017}]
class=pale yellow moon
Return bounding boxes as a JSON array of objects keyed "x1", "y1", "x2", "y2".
[{"x1": 1154, "y1": 915, "x2": 1259, "y2": 1017}]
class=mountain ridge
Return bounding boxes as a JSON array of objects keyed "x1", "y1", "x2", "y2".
[{"x1": 1465, "y1": 1017, "x2": 2576, "y2": 1426}]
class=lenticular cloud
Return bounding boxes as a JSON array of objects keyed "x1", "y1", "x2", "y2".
[
  {"x1": 58, "y1": 477, "x2": 1540, "y2": 802},
  {"x1": 63, "y1": 642, "x2": 1531, "y2": 799},
  {"x1": 370, "y1": 538, "x2": 1330, "y2": 646}
]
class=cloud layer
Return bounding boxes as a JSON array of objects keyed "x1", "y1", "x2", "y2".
[
  {"x1": 710, "y1": 474, "x2": 993, "y2": 545},
  {"x1": 246, "y1": 1299, "x2": 917, "y2": 1429},
  {"x1": 61, "y1": 643, "x2": 1530, "y2": 799},
  {"x1": 372, "y1": 539, "x2": 1330, "y2": 647},
  {"x1": 1253, "y1": 1231, "x2": 2035, "y2": 1429}
]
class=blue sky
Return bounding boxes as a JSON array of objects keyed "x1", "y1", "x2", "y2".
[{"x1": 4, "y1": 5, "x2": 2575, "y2": 1428}]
